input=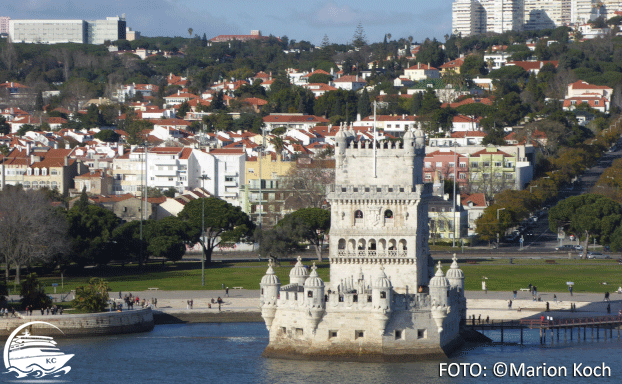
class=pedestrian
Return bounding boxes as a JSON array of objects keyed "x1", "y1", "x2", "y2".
[
  {"x1": 46, "y1": 307, "x2": 50, "y2": 315},
  {"x1": 534, "y1": 286, "x2": 537, "y2": 296},
  {"x1": 513, "y1": 290, "x2": 517, "y2": 299},
  {"x1": 60, "y1": 307, "x2": 63, "y2": 315},
  {"x1": 186, "y1": 300, "x2": 189, "y2": 310},
  {"x1": 478, "y1": 314, "x2": 481, "y2": 324},
  {"x1": 119, "y1": 291, "x2": 122, "y2": 299},
  {"x1": 546, "y1": 302, "x2": 549, "y2": 312},
  {"x1": 154, "y1": 298, "x2": 157, "y2": 308},
  {"x1": 553, "y1": 294, "x2": 557, "y2": 304},
  {"x1": 605, "y1": 292, "x2": 610, "y2": 302},
  {"x1": 607, "y1": 303, "x2": 611, "y2": 314},
  {"x1": 528, "y1": 283, "x2": 532, "y2": 292},
  {"x1": 541, "y1": 315, "x2": 545, "y2": 323},
  {"x1": 190, "y1": 299, "x2": 193, "y2": 309},
  {"x1": 569, "y1": 286, "x2": 573, "y2": 296},
  {"x1": 40, "y1": 308, "x2": 44, "y2": 315},
  {"x1": 226, "y1": 287, "x2": 229, "y2": 297},
  {"x1": 508, "y1": 300, "x2": 512, "y2": 309},
  {"x1": 486, "y1": 316, "x2": 489, "y2": 324}
]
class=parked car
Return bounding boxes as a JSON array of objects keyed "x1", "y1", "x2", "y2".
[
  {"x1": 555, "y1": 245, "x2": 575, "y2": 251},
  {"x1": 587, "y1": 252, "x2": 610, "y2": 259},
  {"x1": 574, "y1": 245, "x2": 584, "y2": 251}
]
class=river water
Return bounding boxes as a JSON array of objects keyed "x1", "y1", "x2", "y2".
[{"x1": 12, "y1": 323, "x2": 622, "y2": 383}]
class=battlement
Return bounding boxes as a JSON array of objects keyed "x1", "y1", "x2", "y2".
[{"x1": 326, "y1": 183, "x2": 431, "y2": 201}]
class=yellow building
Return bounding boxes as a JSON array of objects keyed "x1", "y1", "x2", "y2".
[{"x1": 242, "y1": 154, "x2": 293, "y2": 227}]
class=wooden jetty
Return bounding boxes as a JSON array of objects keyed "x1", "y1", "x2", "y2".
[{"x1": 466, "y1": 315, "x2": 622, "y2": 345}]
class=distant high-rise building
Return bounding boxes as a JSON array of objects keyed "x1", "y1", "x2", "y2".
[
  {"x1": 8, "y1": 16, "x2": 126, "y2": 45},
  {"x1": 452, "y1": 0, "x2": 611, "y2": 36},
  {"x1": 0, "y1": 16, "x2": 10, "y2": 35}
]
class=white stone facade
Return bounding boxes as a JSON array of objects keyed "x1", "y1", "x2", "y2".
[{"x1": 260, "y1": 128, "x2": 467, "y2": 360}]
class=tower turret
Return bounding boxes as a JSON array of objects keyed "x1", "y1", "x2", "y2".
[
  {"x1": 429, "y1": 261, "x2": 450, "y2": 333},
  {"x1": 260, "y1": 260, "x2": 281, "y2": 330},
  {"x1": 429, "y1": 261, "x2": 449, "y2": 306},
  {"x1": 446, "y1": 254, "x2": 465, "y2": 291},
  {"x1": 304, "y1": 263, "x2": 325, "y2": 333},
  {"x1": 289, "y1": 256, "x2": 308, "y2": 286},
  {"x1": 372, "y1": 266, "x2": 393, "y2": 335}
]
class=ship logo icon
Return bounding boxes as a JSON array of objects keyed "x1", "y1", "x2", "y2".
[{"x1": 3, "y1": 321, "x2": 73, "y2": 379}]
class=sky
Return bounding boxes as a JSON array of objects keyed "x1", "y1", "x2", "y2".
[{"x1": 1, "y1": 0, "x2": 454, "y2": 46}]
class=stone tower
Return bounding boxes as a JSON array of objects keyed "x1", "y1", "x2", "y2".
[{"x1": 328, "y1": 127, "x2": 432, "y2": 293}]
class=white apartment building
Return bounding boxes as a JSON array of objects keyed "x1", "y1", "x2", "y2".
[
  {"x1": 8, "y1": 16, "x2": 125, "y2": 45},
  {"x1": 452, "y1": 0, "x2": 600, "y2": 36},
  {"x1": 0, "y1": 17, "x2": 10, "y2": 35}
]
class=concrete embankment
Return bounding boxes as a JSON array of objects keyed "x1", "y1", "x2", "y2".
[
  {"x1": 0, "y1": 308, "x2": 154, "y2": 338},
  {"x1": 153, "y1": 310, "x2": 262, "y2": 324}
]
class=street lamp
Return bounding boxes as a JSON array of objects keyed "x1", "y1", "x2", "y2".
[
  {"x1": 496, "y1": 207, "x2": 506, "y2": 246},
  {"x1": 199, "y1": 174, "x2": 210, "y2": 287}
]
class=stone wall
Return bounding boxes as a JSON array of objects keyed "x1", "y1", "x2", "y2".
[{"x1": 0, "y1": 308, "x2": 154, "y2": 338}]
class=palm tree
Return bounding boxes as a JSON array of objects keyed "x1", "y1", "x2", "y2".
[
  {"x1": 188, "y1": 28, "x2": 193, "y2": 38},
  {"x1": 270, "y1": 136, "x2": 286, "y2": 155}
]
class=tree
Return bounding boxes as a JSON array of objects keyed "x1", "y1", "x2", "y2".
[
  {"x1": 0, "y1": 188, "x2": 69, "y2": 284},
  {"x1": 278, "y1": 208, "x2": 331, "y2": 260},
  {"x1": 163, "y1": 187, "x2": 178, "y2": 198},
  {"x1": 278, "y1": 159, "x2": 335, "y2": 210},
  {"x1": 20, "y1": 274, "x2": 52, "y2": 310},
  {"x1": 255, "y1": 225, "x2": 303, "y2": 263},
  {"x1": 420, "y1": 88, "x2": 441, "y2": 114},
  {"x1": 66, "y1": 203, "x2": 122, "y2": 267},
  {"x1": 549, "y1": 194, "x2": 622, "y2": 258},
  {"x1": 178, "y1": 197, "x2": 254, "y2": 263},
  {"x1": 109, "y1": 220, "x2": 145, "y2": 266},
  {"x1": 357, "y1": 89, "x2": 372, "y2": 119},
  {"x1": 352, "y1": 22, "x2": 367, "y2": 48},
  {"x1": 188, "y1": 28, "x2": 194, "y2": 38},
  {"x1": 0, "y1": 116, "x2": 9, "y2": 135},
  {"x1": 73, "y1": 278, "x2": 110, "y2": 312},
  {"x1": 145, "y1": 216, "x2": 193, "y2": 262},
  {"x1": 94, "y1": 129, "x2": 120, "y2": 143}
]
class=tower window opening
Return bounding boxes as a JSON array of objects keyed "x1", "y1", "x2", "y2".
[{"x1": 380, "y1": 291, "x2": 386, "y2": 299}]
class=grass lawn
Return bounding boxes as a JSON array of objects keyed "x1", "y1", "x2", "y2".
[
  {"x1": 11, "y1": 260, "x2": 331, "y2": 295},
  {"x1": 459, "y1": 258, "x2": 622, "y2": 293},
  {"x1": 7, "y1": 258, "x2": 621, "y2": 297}
]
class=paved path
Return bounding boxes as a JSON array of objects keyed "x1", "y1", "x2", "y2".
[{"x1": 13, "y1": 289, "x2": 618, "y2": 320}]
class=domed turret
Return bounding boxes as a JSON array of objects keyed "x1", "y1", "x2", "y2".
[
  {"x1": 403, "y1": 129, "x2": 415, "y2": 154},
  {"x1": 304, "y1": 263, "x2": 325, "y2": 333},
  {"x1": 429, "y1": 261, "x2": 449, "y2": 306},
  {"x1": 414, "y1": 128, "x2": 425, "y2": 152},
  {"x1": 289, "y1": 256, "x2": 308, "y2": 286},
  {"x1": 260, "y1": 260, "x2": 281, "y2": 330},
  {"x1": 446, "y1": 254, "x2": 465, "y2": 290},
  {"x1": 372, "y1": 266, "x2": 393, "y2": 335}
]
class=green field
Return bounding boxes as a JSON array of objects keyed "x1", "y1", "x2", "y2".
[
  {"x1": 11, "y1": 261, "x2": 331, "y2": 295},
  {"x1": 7, "y1": 258, "x2": 622, "y2": 296},
  {"x1": 459, "y1": 258, "x2": 622, "y2": 293}
]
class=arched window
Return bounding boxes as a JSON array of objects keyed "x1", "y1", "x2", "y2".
[
  {"x1": 348, "y1": 239, "x2": 356, "y2": 251},
  {"x1": 32, "y1": 181, "x2": 38, "y2": 189},
  {"x1": 399, "y1": 239, "x2": 407, "y2": 251},
  {"x1": 354, "y1": 210, "x2": 363, "y2": 219},
  {"x1": 338, "y1": 239, "x2": 346, "y2": 250},
  {"x1": 388, "y1": 239, "x2": 397, "y2": 250},
  {"x1": 307, "y1": 291, "x2": 313, "y2": 298},
  {"x1": 367, "y1": 239, "x2": 376, "y2": 250},
  {"x1": 357, "y1": 239, "x2": 366, "y2": 250},
  {"x1": 384, "y1": 210, "x2": 393, "y2": 219}
]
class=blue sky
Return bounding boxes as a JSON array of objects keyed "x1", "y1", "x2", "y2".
[{"x1": 2, "y1": 0, "x2": 453, "y2": 45}]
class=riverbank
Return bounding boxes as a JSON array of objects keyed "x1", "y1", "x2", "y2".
[
  {"x1": 0, "y1": 308, "x2": 154, "y2": 338},
  {"x1": 100, "y1": 289, "x2": 622, "y2": 325}
]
